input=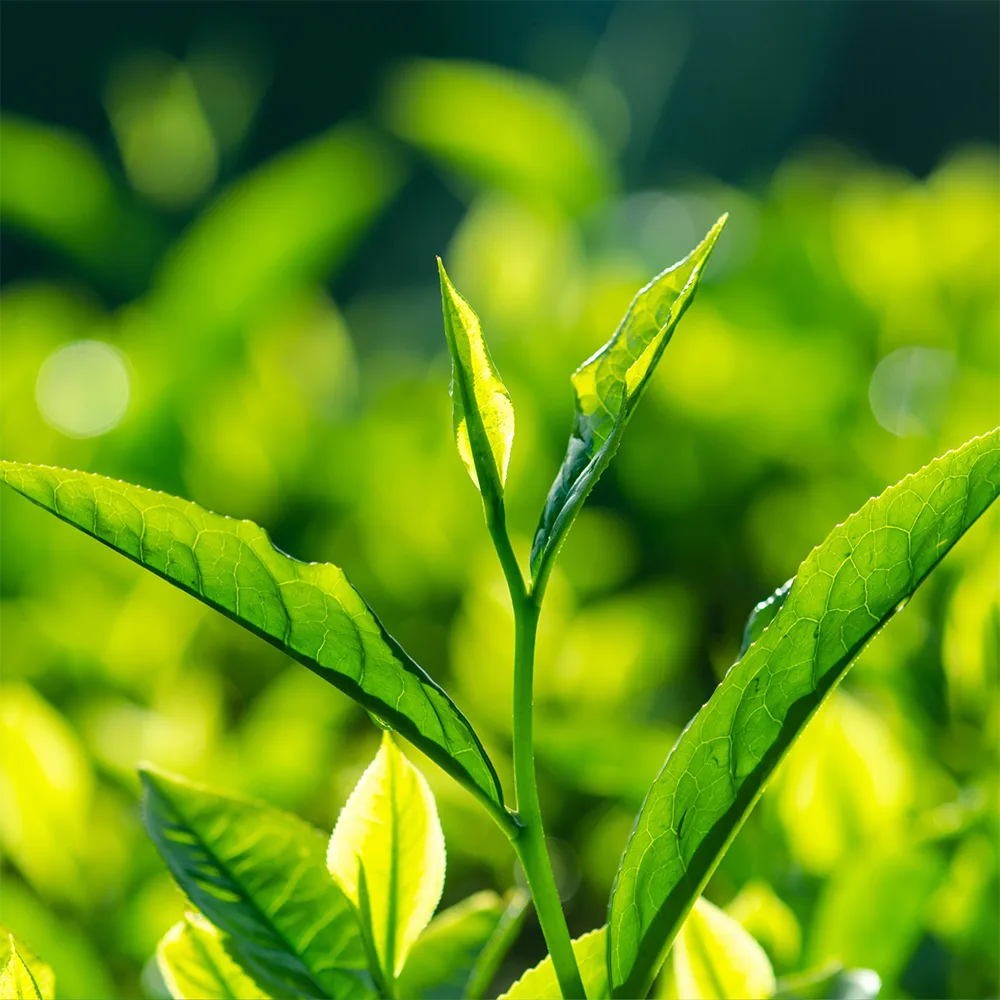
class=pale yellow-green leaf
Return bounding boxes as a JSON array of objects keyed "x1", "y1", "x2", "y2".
[
  {"x1": 438, "y1": 259, "x2": 514, "y2": 496},
  {"x1": 725, "y1": 881, "x2": 802, "y2": 968},
  {"x1": 327, "y1": 732, "x2": 446, "y2": 980},
  {"x1": 157, "y1": 913, "x2": 271, "y2": 1000},
  {"x1": 672, "y1": 898, "x2": 775, "y2": 1000},
  {"x1": 0, "y1": 932, "x2": 52, "y2": 1000},
  {"x1": 0, "y1": 940, "x2": 42, "y2": 1000},
  {"x1": 499, "y1": 926, "x2": 608, "y2": 1000}
]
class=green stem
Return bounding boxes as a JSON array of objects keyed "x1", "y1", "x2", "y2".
[{"x1": 510, "y1": 597, "x2": 587, "y2": 1000}]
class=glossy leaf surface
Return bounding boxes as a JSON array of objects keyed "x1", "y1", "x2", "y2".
[
  {"x1": 739, "y1": 579, "x2": 794, "y2": 658},
  {"x1": 438, "y1": 260, "x2": 515, "y2": 500},
  {"x1": 0, "y1": 925, "x2": 56, "y2": 1000},
  {"x1": 140, "y1": 766, "x2": 373, "y2": 1000},
  {"x1": 672, "y1": 898, "x2": 775, "y2": 1000},
  {"x1": 157, "y1": 913, "x2": 270, "y2": 1000},
  {"x1": 609, "y1": 429, "x2": 1000, "y2": 998},
  {"x1": 396, "y1": 889, "x2": 527, "y2": 1000},
  {"x1": 530, "y1": 217, "x2": 726, "y2": 588},
  {"x1": 0, "y1": 463, "x2": 506, "y2": 822},
  {"x1": 499, "y1": 926, "x2": 608, "y2": 1000},
  {"x1": 327, "y1": 733, "x2": 446, "y2": 981}
]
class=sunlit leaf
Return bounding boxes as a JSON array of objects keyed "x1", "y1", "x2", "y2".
[
  {"x1": 438, "y1": 259, "x2": 515, "y2": 503},
  {"x1": 395, "y1": 889, "x2": 527, "y2": 1000},
  {"x1": 499, "y1": 926, "x2": 608, "y2": 1000},
  {"x1": 327, "y1": 733, "x2": 446, "y2": 982},
  {"x1": 140, "y1": 765, "x2": 373, "y2": 1000},
  {"x1": 381, "y1": 59, "x2": 612, "y2": 214},
  {"x1": 774, "y1": 961, "x2": 882, "y2": 1000},
  {"x1": 608, "y1": 429, "x2": 1000, "y2": 998},
  {"x1": 530, "y1": 217, "x2": 727, "y2": 591},
  {"x1": 725, "y1": 881, "x2": 801, "y2": 970},
  {"x1": 157, "y1": 913, "x2": 269, "y2": 1000},
  {"x1": 0, "y1": 933, "x2": 51, "y2": 1000},
  {"x1": 671, "y1": 897, "x2": 775, "y2": 1000},
  {"x1": 0, "y1": 463, "x2": 508, "y2": 823},
  {"x1": 739, "y1": 579, "x2": 794, "y2": 658}
]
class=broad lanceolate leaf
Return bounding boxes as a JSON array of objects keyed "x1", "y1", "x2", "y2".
[
  {"x1": 438, "y1": 260, "x2": 515, "y2": 502},
  {"x1": 0, "y1": 940, "x2": 41, "y2": 1000},
  {"x1": 157, "y1": 913, "x2": 270, "y2": 1000},
  {"x1": 327, "y1": 733, "x2": 446, "y2": 983},
  {"x1": 499, "y1": 926, "x2": 608, "y2": 1000},
  {"x1": 671, "y1": 898, "x2": 775, "y2": 1000},
  {"x1": 396, "y1": 889, "x2": 529, "y2": 1000},
  {"x1": 530, "y1": 217, "x2": 727, "y2": 589},
  {"x1": 0, "y1": 930, "x2": 53, "y2": 1000},
  {"x1": 140, "y1": 766, "x2": 373, "y2": 1000},
  {"x1": 609, "y1": 429, "x2": 1000, "y2": 998},
  {"x1": 0, "y1": 463, "x2": 507, "y2": 826}
]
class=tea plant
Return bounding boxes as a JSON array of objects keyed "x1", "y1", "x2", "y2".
[{"x1": 2, "y1": 217, "x2": 997, "y2": 1000}]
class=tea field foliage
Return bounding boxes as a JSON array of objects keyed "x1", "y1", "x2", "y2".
[{"x1": 0, "y1": 54, "x2": 997, "y2": 1000}]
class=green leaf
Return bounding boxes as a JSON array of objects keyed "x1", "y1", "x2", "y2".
[
  {"x1": 157, "y1": 913, "x2": 270, "y2": 1000},
  {"x1": 327, "y1": 733, "x2": 446, "y2": 983},
  {"x1": 396, "y1": 889, "x2": 529, "y2": 1000},
  {"x1": 0, "y1": 940, "x2": 42, "y2": 1000},
  {"x1": 438, "y1": 259, "x2": 515, "y2": 501},
  {"x1": 139, "y1": 765, "x2": 374, "y2": 1000},
  {"x1": 671, "y1": 898, "x2": 775, "y2": 1000},
  {"x1": 608, "y1": 429, "x2": 1000, "y2": 998},
  {"x1": 530, "y1": 217, "x2": 727, "y2": 590},
  {"x1": 739, "y1": 579, "x2": 794, "y2": 658},
  {"x1": 499, "y1": 926, "x2": 608, "y2": 1000},
  {"x1": 380, "y1": 59, "x2": 612, "y2": 215},
  {"x1": 774, "y1": 962, "x2": 881, "y2": 1000},
  {"x1": 0, "y1": 934, "x2": 51, "y2": 1000},
  {"x1": 0, "y1": 463, "x2": 508, "y2": 826}
]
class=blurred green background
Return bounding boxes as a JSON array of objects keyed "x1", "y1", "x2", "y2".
[{"x1": 1, "y1": 3, "x2": 998, "y2": 998}]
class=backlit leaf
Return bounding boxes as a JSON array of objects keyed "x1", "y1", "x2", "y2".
[
  {"x1": 327, "y1": 733, "x2": 446, "y2": 982},
  {"x1": 671, "y1": 898, "x2": 775, "y2": 1000},
  {"x1": 157, "y1": 913, "x2": 270, "y2": 1000},
  {"x1": 0, "y1": 463, "x2": 507, "y2": 824},
  {"x1": 396, "y1": 889, "x2": 528, "y2": 1000},
  {"x1": 140, "y1": 766, "x2": 373, "y2": 1000},
  {"x1": 499, "y1": 926, "x2": 608, "y2": 1000},
  {"x1": 739, "y1": 579, "x2": 794, "y2": 658},
  {"x1": 530, "y1": 218, "x2": 726, "y2": 591},
  {"x1": 438, "y1": 260, "x2": 515, "y2": 501},
  {"x1": 0, "y1": 942, "x2": 40, "y2": 1000},
  {"x1": 608, "y1": 429, "x2": 1000, "y2": 998},
  {"x1": 0, "y1": 934, "x2": 51, "y2": 1000}
]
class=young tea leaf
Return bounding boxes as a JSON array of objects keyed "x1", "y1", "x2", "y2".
[
  {"x1": 530, "y1": 217, "x2": 726, "y2": 592},
  {"x1": 671, "y1": 898, "x2": 775, "y2": 1000},
  {"x1": 0, "y1": 463, "x2": 508, "y2": 828},
  {"x1": 157, "y1": 913, "x2": 270, "y2": 1000},
  {"x1": 499, "y1": 926, "x2": 608, "y2": 1000},
  {"x1": 327, "y1": 733, "x2": 446, "y2": 984},
  {"x1": 396, "y1": 889, "x2": 527, "y2": 1000},
  {"x1": 140, "y1": 766, "x2": 373, "y2": 1000},
  {"x1": 0, "y1": 940, "x2": 42, "y2": 1000},
  {"x1": 0, "y1": 931, "x2": 53, "y2": 1000},
  {"x1": 608, "y1": 429, "x2": 1000, "y2": 998},
  {"x1": 438, "y1": 260, "x2": 515, "y2": 504}
]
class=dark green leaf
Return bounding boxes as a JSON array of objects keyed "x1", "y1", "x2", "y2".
[
  {"x1": 0, "y1": 463, "x2": 508, "y2": 825},
  {"x1": 396, "y1": 889, "x2": 527, "y2": 1000},
  {"x1": 530, "y1": 218, "x2": 726, "y2": 592},
  {"x1": 608, "y1": 429, "x2": 1000, "y2": 998},
  {"x1": 140, "y1": 766, "x2": 373, "y2": 1000}
]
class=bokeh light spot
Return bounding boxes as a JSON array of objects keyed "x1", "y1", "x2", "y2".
[
  {"x1": 35, "y1": 340, "x2": 131, "y2": 438},
  {"x1": 868, "y1": 346, "x2": 956, "y2": 437}
]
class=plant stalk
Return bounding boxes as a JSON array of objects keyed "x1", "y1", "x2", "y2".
[{"x1": 510, "y1": 596, "x2": 587, "y2": 1000}]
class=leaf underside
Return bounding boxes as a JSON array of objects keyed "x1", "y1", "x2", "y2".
[
  {"x1": 0, "y1": 462, "x2": 505, "y2": 821},
  {"x1": 141, "y1": 766, "x2": 373, "y2": 1000},
  {"x1": 609, "y1": 429, "x2": 1000, "y2": 998},
  {"x1": 530, "y1": 216, "x2": 727, "y2": 587}
]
